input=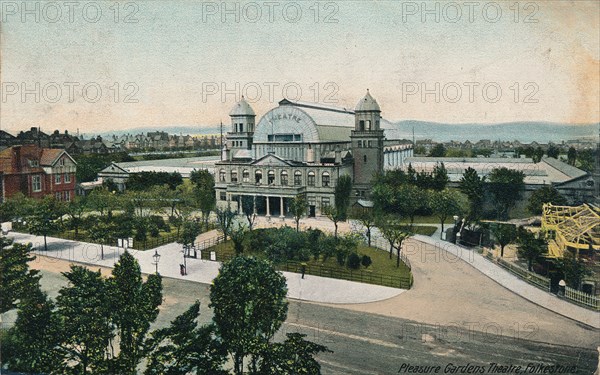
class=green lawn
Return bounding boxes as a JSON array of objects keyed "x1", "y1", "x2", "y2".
[{"x1": 208, "y1": 239, "x2": 413, "y2": 289}]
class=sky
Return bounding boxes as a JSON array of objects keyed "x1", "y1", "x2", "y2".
[{"x1": 0, "y1": 0, "x2": 599, "y2": 135}]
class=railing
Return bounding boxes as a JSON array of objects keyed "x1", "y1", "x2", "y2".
[
  {"x1": 495, "y1": 257, "x2": 551, "y2": 291},
  {"x1": 277, "y1": 261, "x2": 413, "y2": 290},
  {"x1": 565, "y1": 286, "x2": 600, "y2": 311}
]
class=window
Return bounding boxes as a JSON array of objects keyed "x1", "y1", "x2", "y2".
[
  {"x1": 243, "y1": 170, "x2": 250, "y2": 183},
  {"x1": 368, "y1": 140, "x2": 372, "y2": 147},
  {"x1": 294, "y1": 170, "x2": 302, "y2": 186},
  {"x1": 364, "y1": 155, "x2": 367, "y2": 163},
  {"x1": 59, "y1": 158, "x2": 65, "y2": 166},
  {"x1": 281, "y1": 171, "x2": 288, "y2": 186},
  {"x1": 307, "y1": 171, "x2": 315, "y2": 186},
  {"x1": 322, "y1": 172, "x2": 330, "y2": 187},
  {"x1": 359, "y1": 120, "x2": 365, "y2": 131},
  {"x1": 55, "y1": 174, "x2": 61, "y2": 184},
  {"x1": 219, "y1": 169, "x2": 226, "y2": 182},
  {"x1": 239, "y1": 123, "x2": 244, "y2": 132},
  {"x1": 231, "y1": 171, "x2": 238, "y2": 183},
  {"x1": 220, "y1": 192, "x2": 227, "y2": 201},
  {"x1": 268, "y1": 170, "x2": 275, "y2": 185},
  {"x1": 357, "y1": 140, "x2": 362, "y2": 148},
  {"x1": 65, "y1": 173, "x2": 71, "y2": 183},
  {"x1": 32, "y1": 175, "x2": 42, "y2": 192},
  {"x1": 55, "y1": 192, "x2": 61, "y2": 200},
  {"x1": 321, "y1": 197, "x2": 330, "y2": 207},
  {"x1": 64, "y1": 191, "x2": 71, "y2": 202},
  {"x1": 255, "y1": 170, "x2": 263, "y2": 184},
  {"x1": 366, "y1": 120, "x2": 371, "y2": 130}
]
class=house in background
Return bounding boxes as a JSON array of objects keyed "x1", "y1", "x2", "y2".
[{"x1": 0, "y1": 145, "x2": 77, "y2": 203}]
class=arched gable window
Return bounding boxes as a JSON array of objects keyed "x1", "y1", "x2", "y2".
[
  {"x1": 281, "y1": 171, "x2": 288, "y2": 186},
  {"x1": 255, "y1": 170, "x2": 263, "y2": 184},
  {"x1": 322, "y1": 172, "x2": 330, "y2": 187},
  {"x1": 268, "y1": 170, "x2": 275, "y2": 185},
  {"x1": 307, "y1": 171, "x2": 315, "y2": 186},
  {"x1": 294, "y1": 170, "x2": 302, "y2": 186},
  {"x1": 219, "y1": 169, "x2": 226, "y2": 182}
]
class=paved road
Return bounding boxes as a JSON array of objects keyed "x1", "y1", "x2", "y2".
[{"x1": 3, "y1": 261, "x2": 596, "y2": 375}]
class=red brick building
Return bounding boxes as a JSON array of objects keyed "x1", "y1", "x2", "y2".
[{"x1": 0, "y1": 145, "x2": 77, "y2": 203}]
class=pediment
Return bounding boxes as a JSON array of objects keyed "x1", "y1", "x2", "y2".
[{"x1": 251, "y1": 153, "x2": 291, "y2": 167}]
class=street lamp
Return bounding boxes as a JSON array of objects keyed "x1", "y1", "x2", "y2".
[{"x1": 152, "y1": 249, "x2": 161, "y2": 274}]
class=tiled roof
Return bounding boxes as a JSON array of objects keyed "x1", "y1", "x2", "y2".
[{"x1": 40, "y1": 148, "x2": 64, "y2": 166}]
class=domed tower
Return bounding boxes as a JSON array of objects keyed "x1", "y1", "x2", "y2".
[
  {"x1": 227, "y1": 96, "x2": 256, "y2": 153},
  {"x1": 351, "y1": 90, "x2": 385, "y2": 198}
]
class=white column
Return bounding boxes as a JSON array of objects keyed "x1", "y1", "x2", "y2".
[
  {"x1": 238, "y1": 195, "x2": 242, "y2": 214},
  {"x1": 266, "y1": 196, "x2": 271, "y2": 217},
  {"x1": 280, "y1": 196, "x2": 285, "y2": 219}
]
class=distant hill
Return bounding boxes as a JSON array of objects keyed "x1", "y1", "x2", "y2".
[
  {"x1": 390, "y1": 121, "x2": 599, "y2": 143},
  {"x1": 84, "y1": 122, "x2": 599, "y2": 144}
]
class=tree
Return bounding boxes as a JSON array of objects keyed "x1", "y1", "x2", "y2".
[
  {"x1": 145, "y1": 302, "x2": 227, "y2": 375},
  {"x1": 431, "y1": 162, "x2": 449, "y2": 191},
  {"x1": 567, "y1": 147, "x2": 577, "y2": 166},
  {"x1": 0, "y1": 237, "x2": 40, "y2": 314},
  {"x1": 334, "y1": 174, "x2": 353, "y2": 222},
  {"x1": 429, "y1": 143, "x2": 446, "y2": 157},
  {"x1": 378, "y1": 216, "x2": 412, "y2": 267},
  {"x1": 289, "y1": 194, "x2": 307, "y2": 232},
  {"x1": 88, "y1": 219, "x2": 116, "y2": 260},
  {"x1": 323, "y1": 205, "x2": 344, "y2": 238},
  {"x1": 107, "y1": 251, "x2": 163, "y2": 374},
  {"x1": 3, "y1": 285, "x2": 59, "y2": 374},
  {"x1": 27, "y1": 196, "x2": 65, "y2": 251},
  {"x1": 546, "y1": 145, "x2": 560, "y2": 159},
  {"x1": 209, "y1": 257, "x2": 288, "y2": 375},
  {"x1": 490, "y1": 223, "x2": 517, "y2": 257},
  {"x1": 532, "y1": 146, "x2": 544, "y2": 163},
  {"x1": 241, "y1": 195, "x2": 257, "y2": 230},
  {"x1": 230, "y1": 223, "x2": 247, "y2": 255},
  {"x1": 179, "y1": 219, "x2": 202, "y2": 270},
  {"x1": 459, "y1": 167, "x2": 486, "y2": 222},
  {"x1": 395, "y1": 184, "x2": 426, "y2": 228},
  {"x1": 191, "y1": 169, "x2": 216, "y2": 230},
  {"x1": 555, "y1": 252, "x2": 592, "y2": 290},
  {"x1": 215, "y1": 206, "x2": 237, "y2": 241},
  {"x1": 54, "y1": 266, "x2": 113, "y2": 374},
  {"x1": 65, "y1": 196, "x2": 86, "y2": 239},
  {"x1": 258, "y1": 333, "x2": 330, "y2": 374},
  {"x1": 351, "y1": 206, "x2": 376, "y2": 247},
  {"x1": 516, "y1": 229, "x2": 547, "y2": 271},
  {"x1": 527, "y1": 186, "x2": 567, "y2": 215},
  {"x1": 488, "y1": 168, "x2": 525, "y2": 220},
  {"x1": 429, "y1": 189, "x2": 461, "y2": 237}
]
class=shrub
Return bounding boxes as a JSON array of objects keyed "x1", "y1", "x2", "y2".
[
  {"x1": 336, "y1": 250, "x2": 346, "y2": 266},
  {"x1": 361, "y1": 255, "x2": 372, "y2": 268},
  {"x1": 347, "y1": 253, "x2": 361, "y2": 270}
]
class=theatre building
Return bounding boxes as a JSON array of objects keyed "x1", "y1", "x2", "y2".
[{"x1": 215, "y1": 91, "x2": 413, "y2": 218}]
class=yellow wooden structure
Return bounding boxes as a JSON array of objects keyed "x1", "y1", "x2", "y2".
[{"x1": 541, "y1": 203, "x2": 600, "y2": 259}]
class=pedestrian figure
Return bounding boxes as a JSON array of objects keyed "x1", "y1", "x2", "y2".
[
  {"x1": 180, "y1": 264, "x2": 185, "y2": 276},
  {"x1": 301, "y1": 263, "x2": 306, "y2": 279}
]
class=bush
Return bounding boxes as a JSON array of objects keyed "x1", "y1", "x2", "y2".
[
  {"x1": 361, "y1": 255, "x2": 372, "y2": 268},
  {"x1": 347, "y1": 253, "x2": 361, "y2": 270}
]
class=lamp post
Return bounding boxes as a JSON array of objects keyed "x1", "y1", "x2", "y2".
[{"x1": 152, "y1": 249, "x2": 161, "y2": 274}]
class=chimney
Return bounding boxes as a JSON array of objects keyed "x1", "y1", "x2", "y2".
[
  {"x1": 12, "y1": 146, "x2": 21, "y2": 172},
  {"x1": 335, "y1": 146, "x2": 342, "y2": 164}
]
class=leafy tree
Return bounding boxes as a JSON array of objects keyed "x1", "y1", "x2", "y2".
[
  {"x1": 3, "y1": 285, "x2": 59, "y2": 374},
  {"x1": 378, "y1": 216, "x2": 412, "y2": 267},
  {"x1": 215, "y1": 206, "x2": 237, "y2": 241},
  {"x1": 230, "y1": 223, "x2": 247, "y2": 255},
  {"x1": 546, "y1": 145, "x2": 560, "y2": 159},
  {"x1": 0, "y1": 237, "x2": 40, "y2": 314},
  {"x1": 190, "y1": 169, "x2": 216, "y2": 230},
  {"x1": 459, "y1": 167, "x2": 486, "y2": 222},
  {"x1": 144, "y1": 302, "x2": 227, "y2": 375},
  {"x1": 555, "y1": 252, "x2": 592, "y2": 290},
  {"x1": 323, "y1": 205, "x2": 344, "y2": 238},
  {"x1": 241, "y1": 195, "x2": 257, "y2": 230},
  {"x1": 27, "y1": 196, "x2": 65, "y2": 251},
  {"x1": 334, "y1": 174, "x2": 353, "y2": 222},
  {"x1": 54, "y1": 266, "x2": 113, "y2": 374},
  {"x1": 65, "y1": 196, "x2": 86, "y2": 239},
  {"x1": 88, "y1": 219, "x2": 116, "y2": 260},
  {"x1": 527, "y1": 186, "x2": 567, "y2": 215},
  {"x1": 488, "y1": 168, "x2": 525, "y2": 220},
  {"x1": 87, "y1": 187, "x2": 119, "y2": 217},
  {"x1": 429, "y1": 143, "x2": 446, "y2": 157},
  {"x1": 0, "y1": 192, "x2": 35, "y2": 222},
  {"x1": 532, "y1": 146, "x2": 544, "y2": 163},
  {"x1": 258, "y1": 333, "x2": 330, "y2": 374},
  {"x1": 107, "y1": 251, "x2": 163, "y2": 374},
  {"x1": 351, "y1": 206, "x2": 376, "y2": 247},
  {"x1": 429, "y1": 189, "x2": 462, "y2": 237},
  {"x1": 431, "y1": 162, "x2": 449, "y2": 191},
  {"x1": 395, "y1": 184, "x2": 426, "y2": 228},
  {"x1": 289, "y1": 194, "x2": 307, "y2": 232},
  {"x1": 210, "y1": 257, "x2": 288, "y2": 375},
  {"x1": 127, "y1": 171, "x2": 183, "y2": 191},
  {"x1": 516, "y1": 229, "x2": 547, "y2": 271},
  {"x1": 346, "y1": 252, "x2": 361, "y2": 270},
  {"x1": 567, "y1": 146, "x2": 577, "y2": 166},
  {"x1": 576, "y1": 148, "x2": 595, "y2": 172},
  {"x1": 179, "y1": 219, "x2": 202, "y2": 266},
  {"x1": 361, "y1": 255, "x2": 373, "y2": 268},
  {"x1": 490, "y1": 223, "x2": 517, "y2": 257}
]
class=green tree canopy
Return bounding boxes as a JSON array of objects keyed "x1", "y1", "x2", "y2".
[
  {"x1": 459, "y1": 167, "x2": 486, "y2": 222},
  {"x1": 527, "y1": 186, "x2": 567, "y2": 215},
  {"x1": 0, "y1": 237, "x2": 40, "y2": 314},
  {"x1": 516, "y1": 228, "x2": 547, "y2": 271},
  {"x1": 490, "y1": 223, "x2": 517, "y2": 257},
  {"x1": 488, "y1": 167, "x2": 525, "y2": 220},
  {"x1": 209, "y1": 256, "x2": 288, "y2": 375}
]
